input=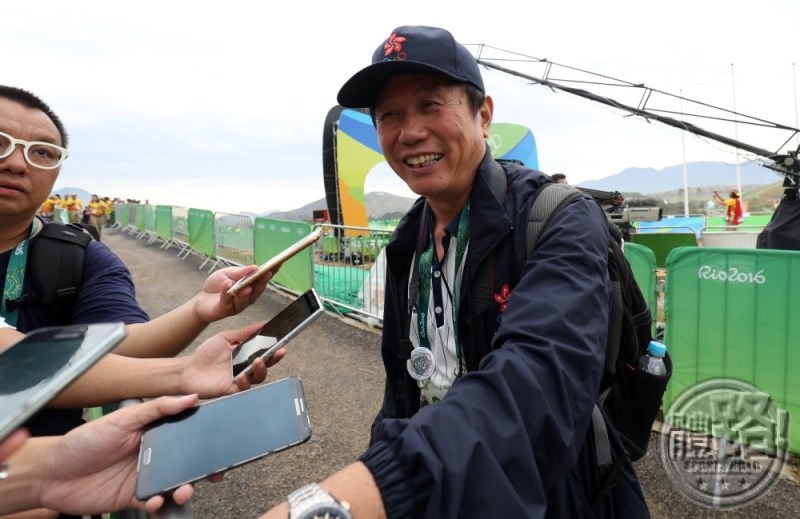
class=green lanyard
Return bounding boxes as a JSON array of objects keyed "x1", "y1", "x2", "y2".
[
  {"x1": 416, "y1": 202, "x2": 470, "y2": 360},
  {"x1": 1, "y1": 219, "x2": 40, "y2": 327}
]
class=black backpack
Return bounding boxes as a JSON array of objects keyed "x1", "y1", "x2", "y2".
[
  {"x1": 476, "y1": 164, "x2": 672, "y2": 470},
  {"x1": 4, "y1": 220, "x2": 95, "y2": 325}
]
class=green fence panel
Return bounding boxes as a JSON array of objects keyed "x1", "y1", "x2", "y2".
[
  {"x1": 623, "y1": 242, "x2": 658, "y2": 335},
  {"x1": 144, "y1": 204, "x2": 156, "y2": 233},
  {"x1": 254, "y1": 218, "x2": 314, "y2": 293},
  {"x1": 630, "y1": 232, "x2": 698, "y2": 268},
  {"x1": 663, "y1": 247, "x2": 800, "y2": 454},
  {"x1": 117, "y1": 204, "x2": 129, "y2": 227},
  {"x1": 188, "y1": 208, "x2": 214, "y2": 257},
  {"x1": 155, "y1": 205, "x2": 173, "y2": 241},
  {"x1": 135, "y1": 204, "x2": 145, "y2": 232},
  {"x1": 172, "y1": 206, "x2": 189, "y2": 243}
]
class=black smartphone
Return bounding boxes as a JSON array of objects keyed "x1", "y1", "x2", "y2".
[
  {"x1": 135, "y1": 376, "x2": 311, "y2": 500},
  {"x1": 230, "y1": 288, "x2": 324, "y2": 379},
  {"x1": 0, "y1": 322, "x2": 127, "y2": 439}
]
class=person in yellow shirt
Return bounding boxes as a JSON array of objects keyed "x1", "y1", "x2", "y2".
[
  {"x1": 99, "y1": 196, "x2": 111, "y2": 227},
  {"x1": 37, "y1": 194, "x2": 56, "y2": 221},
  {"x1": 66, "y1": 194, "x2": 82, "y2": 224},
  {"x1": 87, "y1": 194, "x2": 105, "y2": 238}
]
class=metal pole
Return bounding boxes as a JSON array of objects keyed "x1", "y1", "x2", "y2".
[
  {"x1": 793, "y1": 63, "x2": 799, "y2": 149},
  {"x1": 680, "y1": 90, "x2": 689, "y2": 217},
  {"x1": 731, "y1": 63, "x2": 742, "y2": 198}
]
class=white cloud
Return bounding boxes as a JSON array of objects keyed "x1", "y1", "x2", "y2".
[{"x1": 4, "y1": 0, "x2": 799, "y2": 214}]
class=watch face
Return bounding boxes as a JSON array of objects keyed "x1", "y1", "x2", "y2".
[{"x1": 306, "y1": 505, "x2": 351, "y2": 519}]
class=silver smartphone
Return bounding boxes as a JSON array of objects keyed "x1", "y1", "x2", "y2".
[
  {"x1": 231, "y1": 288, "x2": 324, "y2": 379},
  {"x1": 0, "y1": 322, "x2": 127, "y2": 439},
  {"x1": 226, "y1": 228, "x2": 323, "y2": 296},
  {"x1": 135, "y1": 376, "x2": 311, "y2": 500}
]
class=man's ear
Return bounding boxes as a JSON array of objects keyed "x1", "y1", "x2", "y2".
[{"x1": 480, "y1": 95, "x2": 494, "y2": 138}]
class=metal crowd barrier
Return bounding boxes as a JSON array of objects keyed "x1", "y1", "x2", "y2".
[
  {"x1": 211, "y1": 212, "x2": 255, "y2": 270},
  {"x1": 113, "y1": 207, "x2": 394, "y2": 327},
  {"x1": 313, "y1": 223, "x2": 392, "y2": 326}
]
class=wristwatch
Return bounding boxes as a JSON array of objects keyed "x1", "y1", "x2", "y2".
[{"x1": 288, "y1": 482, "x2": 353, "y2": 519}]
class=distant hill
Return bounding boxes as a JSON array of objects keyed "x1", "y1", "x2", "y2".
[
  {"x1": 265, "y1": 191, "x2": 419, "y2": 222},
  {"x1": 53, "y1": 186, "x2": 92, "y2": 205},
  {"x1": 259, "y1": 161, "x2": 781, "y2": 221},
  {"x1": 576, "y1": 161, "x2": 780, "y2": 194}
]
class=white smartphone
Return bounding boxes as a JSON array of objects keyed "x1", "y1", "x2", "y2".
[
  {"x1": 135, "y1": 376, "x2": 311, "y2": 500},
  {"x1": 226, "y1": 227, "x2": 323, "y2": 296},
  {"x1": 0, "y1": 322, "x2": 127, "y2": 439},
  {"x1": 231, "y1": 288, "x2": 324, "y2": 379}
]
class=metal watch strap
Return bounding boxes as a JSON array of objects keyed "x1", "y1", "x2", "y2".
[{"x1": 288, "y1": 482, "x2": 351, "y2": 519}]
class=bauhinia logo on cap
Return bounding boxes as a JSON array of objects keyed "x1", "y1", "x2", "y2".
[{"x1": 383, "y1": 33, "x2": 407, "y2": 61}]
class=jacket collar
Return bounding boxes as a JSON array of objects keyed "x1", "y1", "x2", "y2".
[{"x1": 386, "y1": 146, "x2": 513, "y2": 279}]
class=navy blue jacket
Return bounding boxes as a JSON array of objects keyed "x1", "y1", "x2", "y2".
[{"x1": 359, "y1": 150, "x2": 649, "y2": 518}]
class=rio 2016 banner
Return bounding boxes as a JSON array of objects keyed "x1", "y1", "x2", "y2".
[{"x1": 323, "y1": 107, "x2": 539, "y2": 230}]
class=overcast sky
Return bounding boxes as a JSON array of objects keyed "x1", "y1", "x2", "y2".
[{"x1": 3, "y1": 1, "x2": 798, "y2": 214}]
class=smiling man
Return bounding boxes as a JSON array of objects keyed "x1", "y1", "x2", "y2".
[{"x1": 260, "y1": 26, "x2": 649, "y2": 519}]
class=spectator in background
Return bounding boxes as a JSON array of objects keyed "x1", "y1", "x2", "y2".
[
  {"x1": 551, "y1": 172, "x2": 568, "y2": 184},
  {"x1": 86, "y1": 194, "x2": 105, "y2": 238},
  {"x1": 37, "y1": 194, "x2": 56, "y2": 221},
  {"x1": 713, "y1": 189, "x2": 743, "y2": 228},
  {"x1": 65, "y1": 193, "x2": 82, "y2": 224},
  {"x1": 100, "y1": 196, "x2": 113, "y2": 227}
]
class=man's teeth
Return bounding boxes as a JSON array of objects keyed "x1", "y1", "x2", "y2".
[{"x1": 406, "y1": 154, "x2": 442, "y2": 167}]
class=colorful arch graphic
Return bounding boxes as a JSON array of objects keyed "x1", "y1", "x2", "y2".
[{"x1": 322, "y1": 107, "x2": 539, "y2": 228}]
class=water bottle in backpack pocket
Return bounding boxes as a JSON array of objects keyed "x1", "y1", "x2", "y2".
[{"x1": 638, "y1": 340, "x2": 668, "y2": 376}]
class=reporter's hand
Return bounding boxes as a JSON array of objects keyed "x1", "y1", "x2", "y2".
[
  {"x1": 193, "y1": 265, "x2": 276, "y2": 324},
  {"x1": 38, "y1": 395, "x2": 201, "y2": 516},
  {"x1": 179, "y1": 322, "x2": 286, "y2": 397},
  {"x1": 0, "y1": 428, "x2": 29, "y2": 463}
]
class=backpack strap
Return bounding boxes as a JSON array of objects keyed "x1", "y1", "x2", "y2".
[
  {"x1": 21, "y1": 222, "x2": 93, "y2": 325},
  {"x1": 469, "y1": 161, "x2": 507, "y2": 313},
  {"x1": 522, "y1": 183, "x2": 585, "y2": 256}
]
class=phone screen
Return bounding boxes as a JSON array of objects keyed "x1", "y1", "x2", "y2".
[
  {"x1": 135, "y1": 376, "x2": 311, "y2": 499},
  {"x1": 231, "y1": 289, "x2": 323, "y2": 377},
  {"x1": 0, "y1": 323, "x2": 127, "y2": 439}
]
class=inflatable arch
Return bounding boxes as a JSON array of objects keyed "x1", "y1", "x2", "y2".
[{"x1": 322, "y1": 106, "x2": 539, "y2": 230}]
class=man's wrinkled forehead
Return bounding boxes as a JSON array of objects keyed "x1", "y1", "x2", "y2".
[{"x1": 374, "y1": 75, "x2": 462, "y2": 107}]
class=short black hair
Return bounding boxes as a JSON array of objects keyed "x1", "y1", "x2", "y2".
[
  {"x1": 551, "y1": 173, "x2": 567, "y2": 181},
  {"x1": 0, "y1": 85, "x2": 69, "y2": 147}
]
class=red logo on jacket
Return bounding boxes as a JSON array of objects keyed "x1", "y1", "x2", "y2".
[{"x1": 494, "y1": 283, "x2": 511, "y2": 313}]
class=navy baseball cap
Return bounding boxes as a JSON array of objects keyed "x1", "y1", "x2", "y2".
[{"x1": 337, "y1": 25, "x2": 485, "y2": 108}]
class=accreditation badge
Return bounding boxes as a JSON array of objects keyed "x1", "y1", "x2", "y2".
[{"x1": 407, "y1": 347, "x2": 435, "y2": 381}]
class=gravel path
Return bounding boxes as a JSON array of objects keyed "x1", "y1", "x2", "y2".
[{"x1": 102, "y1": 230, "x2": 799, "y2": 518}]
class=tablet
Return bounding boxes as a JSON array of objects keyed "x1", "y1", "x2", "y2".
[{"x1": 0, "y1": 322, "x2": 127, "y2": 439}]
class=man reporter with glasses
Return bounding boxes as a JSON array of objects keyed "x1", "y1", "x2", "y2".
[{"x1": 0, "y1": 85, "x2": 285, "y2": 518}]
